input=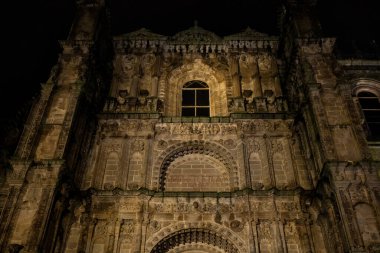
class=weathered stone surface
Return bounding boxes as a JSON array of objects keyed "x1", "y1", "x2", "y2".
[{"x1": 0, "y1": 1, "x2": 379, "y2": 253}]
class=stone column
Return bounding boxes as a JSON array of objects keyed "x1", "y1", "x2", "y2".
[
  {"x1": 230, "y1": 55, "x2": 242, "y2": 97},
  {"x1": 151, "y1": 77, "x2": 159, "y2": 97},
  {"x1": 85, "y1": 219, "x2": 98, "y2": 253},
  {"x1": 252, "y1": 57, "x2": 263, "y2": 98},
  {"x1": 252, "y1": 219, "x2": 260, "y2": 253},
  {"x1": 151, "y1": 55, "x2": 161, "y2": 97},
  {"x1": 252, "y1": 74, "x2": 263, "y2": 98},
  {"x1": 305, "y1": 219, "x2": 316, "y2": 253},
  {"x1": 278, "y1": 219, "x2": 287, "y2": 253},
  {"x1": 113, "y1": 219, "x2": 122, "y2": 253},
  {"x1": 130, "y1": 75, "x2": 140, "y2": 97}
]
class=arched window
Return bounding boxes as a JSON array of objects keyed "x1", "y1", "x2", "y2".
[
  {"x1": 181, "y1": 80, "x2": 210, "y2": 117},
  {"x1": 357, "y1": 91, "x2": 380, "y2": 141}
]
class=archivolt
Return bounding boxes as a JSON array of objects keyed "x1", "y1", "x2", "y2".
[
  {"x1": 352, "y1": 78, "x2": 380, "y2": 97},
  {"x1": 145, "y1": 222, "x2": 246, "y2": 253},
  {"x1": 154, "y1": 140, "x2": 239, "y2": 191},
  {"x1": 164, "y1": 60, "x2": 229, "y2": 116},
  {"x1": 151, "y1": 228, "x2": 239, "y2": 253}
]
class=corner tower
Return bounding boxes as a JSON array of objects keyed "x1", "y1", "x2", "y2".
[{"x1": 0, "y1": 1, "x2": 379, "y2": 252}]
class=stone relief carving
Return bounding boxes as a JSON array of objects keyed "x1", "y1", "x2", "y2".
[
  {"x1": 271, "y1": 138, "x2": 284, "y2": 153},
  {"x1": 104, "y1": 143, "x2": 122, "y2": 153},
  {"x1": 148, "y1": 220, "x2": 161, "y2": 233},
  {"x1": 141, "y1": 54, "x2": 156, "y2": 70},
  {"x1": 46, "y1": 92, "x2": 69, "y2": 124},
  {"x1": 284, "y1": 222, "x2": 298, "y2": 239},
  {"x1": 119, "y1": 200, "x2": 142, "y2": 212},
  {"x1": 349, "y1": 183, "x2": 370, "y2": 205},
  {"x1": 131, "y1": 139, "x2": 145, "y2": 152},
  {"x1": 155, "y1": 123, "x2": 238, "y2": 135},
  {"x1": 223, "y1": 139, "x2": 237, "y2": 149},
  {"x1": 35, "y1": 125, "x2": 61, "y2": 160},
  {"x1": 237, "y1": 120, "x2": 292, "y2": 134},
  {"x1": 120, "y1": 219, "x2": 136, "y2": 242},
  {"x1": 248, "y1": 139, "x2": 261, "y2": 152},
  {"x1": 95, "y1": 220, "x2": 109, "y2": 237},
  {"x1": 121, "y1": 54, "x2": 136, "y2": 73},
  {"x1": 230, "y1": 220, "x2": 244, "y2": 232},
  {"x1": 258, "y1": 53, "x2": 277, "y2": 77},
  {"x1": 99, "y1": 120, "x2": 155, "y2": 136},
  {"x1": 258, "y1": 221, "x2": 273, "y2": 240},
  {"x1": 156, "y1": 140, "x2": 168, "y2": 150}
]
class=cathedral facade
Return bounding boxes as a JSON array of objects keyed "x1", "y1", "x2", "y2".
[{"x1": 1, "y1": 0, "x2": 380, "y2": 253}]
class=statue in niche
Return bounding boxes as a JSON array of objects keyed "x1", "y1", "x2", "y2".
[
  {"x1": 239, "y1": 53, "x2": 262, "y2": 105},
  {"x1": 122, "y1": 55, "x2": 138, "y2": 74},
  {"x1": 139, "y1": 54, "x2": 154, "y2": 96},
  {"x1": 141, "y1": 54, "x2": 155, "y2": 72},
  {"x1": 239, "y1": 54, "x2": 255, "y2": 92},
  {"x1": 258, "y1": 53, "x2": 282, "y2": 97},
  {"x1": 258, "y1": 54, "x2": 276, "y2": 76},
  {"x1": 115, "y1": 54, "x2": 139, "y2": 96}
]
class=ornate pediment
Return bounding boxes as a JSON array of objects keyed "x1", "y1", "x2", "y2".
[
  {"x1": 172, "y1": 25, "x2": 221, "y2": 44},
  {"x1": 116, "y1": 28, "x2": 167, "y2": 41},
  {"x1": 224, "y1": 26, "x2": 275, "y2": 41}
]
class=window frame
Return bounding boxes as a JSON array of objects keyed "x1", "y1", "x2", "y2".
[
  {"x1": 181, "y1": 80, "x2": 210, "y2": 117},
  {"x1": 352, "y1": 79, "x2": 380, "y2": 141}
]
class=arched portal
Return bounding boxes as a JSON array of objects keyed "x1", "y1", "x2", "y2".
[{"x1": 150, "y1": 228, "x2": 239, "y2": 253}]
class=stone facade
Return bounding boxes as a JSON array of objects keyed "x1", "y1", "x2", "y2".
[{"x1": 0, "y1": 0, "x2": 379, "y2": 253}]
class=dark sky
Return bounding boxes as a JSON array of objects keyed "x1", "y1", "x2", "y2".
[{"x1": 1, "y1": 0, "x2": 379, "y2": 121}]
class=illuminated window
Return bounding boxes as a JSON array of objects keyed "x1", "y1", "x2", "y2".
[
  {"x1": 181, "y1": 80, "x2": 210, "y2": 117},
  {"x1": 357, "y1": 91, "x2": 380, "y2": 141}
]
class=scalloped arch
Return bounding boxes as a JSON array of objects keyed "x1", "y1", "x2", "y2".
[
  {"x1": 145, "y1": 221, "x2": 247, "y2": 253},
  {"x1": 152, "y1": 140, "x2": 239, "y2": 191}
]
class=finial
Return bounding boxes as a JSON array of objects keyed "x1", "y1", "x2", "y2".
[{"x1": 194, "y1": 20, "x2": 198, "y2": 28}]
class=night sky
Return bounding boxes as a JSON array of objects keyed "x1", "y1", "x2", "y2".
[{"x1": 1, "y1": 0, "x2": 379, "y2": 125}]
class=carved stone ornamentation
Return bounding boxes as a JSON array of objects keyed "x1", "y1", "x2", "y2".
[
  {"x1": 230, "y1": 220, "x2": 244, "y2": 232},
  {"x1": 131, "y1": 139, "x2": 145, "y2": 152},
  {"x1": 2, "y1": 7, "x2": 378, "y2": 253},
  {"x1": 120, "y1": 219, "x2": 136, "y2": 242},
  {"x1": 258, "y1": 221, "x2": 272, "y2": 240}
]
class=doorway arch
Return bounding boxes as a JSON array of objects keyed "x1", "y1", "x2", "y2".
[{"x1": 150, "y1": 228, "x2": 239, "y2": 253}]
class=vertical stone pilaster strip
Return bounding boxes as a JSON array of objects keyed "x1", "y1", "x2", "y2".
[
  {"x1": 252, "y1": 220, "x2": 260, "y2": 253},
  {"x1": 305, "y1": 220, "x2": 316, "y2": 253},
  {"x1": 113, "y1": 219, "x2": 122, "y2": 253},
  {"x1": 265, "y1": 137, "x2": 276, "y2": 187},
  {"x1": 255, "y1": 220, "x2": 261, "y2": 253},
  {"x1": 253, "y1": 57, "x2": 263, "y2": 98},
  {"x1": 230, "y1": 55, "x2": 242, "y2": 97},
  {"x1": 107, "y1": 219, "x2": 117, "y2": 253},
  {"x1": 85, "y1": 219, "x2": 97, "y2": 253},
  {"x1": 279, "y1": 220, "x2": 288, "y2": 253}
]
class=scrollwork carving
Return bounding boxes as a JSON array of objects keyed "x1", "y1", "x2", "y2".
[
  {"x1": 284, "y1": 222, "x2": 298, "y2": 239},
  {"x1": 131, "y1": 139, "x2": 145, "y2": 152},
  {"x1": 120, "y1": 219, "x2": 136, "y2": 242},
  {"x1": 258, "y1": 221, "x2": 272, "y2": 240},
  {"x1": 270, "y1": 138, "x2": 283, "y2": 153},
  {"x1": 230, "y1": 220, "x2": 244, "y2": 232}
]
